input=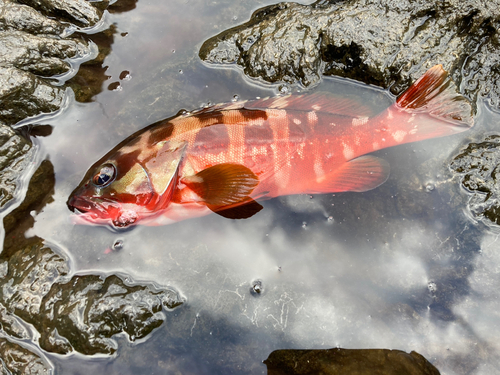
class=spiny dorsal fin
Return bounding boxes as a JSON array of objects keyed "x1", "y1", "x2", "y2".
[
  {"x1": 396, "y1": 65, "x2": 473, "y2": 127},
  {"x1": 182, "y1": 163, "x2": 259, "y2": 206},
  {"x1": 313, "y1": 155, "x2": 390, "y2": 193},
  {"x1": 189, "y1": 92, "x2": 376, "y2": 118}
]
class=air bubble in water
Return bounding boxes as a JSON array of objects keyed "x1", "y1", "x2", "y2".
[
  {"x1": 250, "y1": 280, "x2": 263, "y2": 296},
  {"x1": 232, "y1": 94, "x2": 239, "y2": 102},
  {"x1": 279, "y1": 84, "x2": 290, "y2": 94},
  {"x1": 113, "y1": 239, "x2": 124, "y2": 251},
  {"x1": 425, "y1": 183, "x2": 435, "y2": 192}
]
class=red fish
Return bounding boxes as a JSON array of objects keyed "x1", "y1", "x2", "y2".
[{"x1": 68, "y1": 65, "x2": 473, "y2": 228}]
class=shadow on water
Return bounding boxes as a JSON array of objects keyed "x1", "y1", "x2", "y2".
[{"x1": 2, "y1": 0, "x2": 500, "y2": 374}]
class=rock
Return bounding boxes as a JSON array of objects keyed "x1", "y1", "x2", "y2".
[
  {"x1": 0, "y1": 123, "x2": 32, "y2": 209},
  {"x1": 450, "y1": 135, "x2": 500, "y2": 226},
  {"x1": 200, "y1": 0, "x2": 500, "y2": 109},
  {"x1": 0, "y1": 338, "x2": 52, "y2": 375},
  {"x1": 38, "y1": 273, "x2": 183, "y2": 355},
  {"x1": 0, "y1": 239, "x2": 184, "y2": 355},
  {"x1": 0, "y1": 0, "x2": 64, "y2": 34},
  {"x1": 17, "y1": 0, "x2": 105, "y2": 28},
  {"x1": 264, "y1": 348, "x2": 441, "y2": 375},
  {"x1": 0, "y1": 30, "x2": 90, "y2": 76}
]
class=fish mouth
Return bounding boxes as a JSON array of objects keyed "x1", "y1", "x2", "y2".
[{"x1": 67, "y1": 195, "x2": 121, "y2": 220}]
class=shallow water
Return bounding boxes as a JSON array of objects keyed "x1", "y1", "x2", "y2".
[{"x1": 6, "y1": 0, "x2": 500, "y2": 373}]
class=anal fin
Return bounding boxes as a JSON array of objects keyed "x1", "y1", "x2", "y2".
[{"x1": 314, "y1": 155, "x2": 390, "y2": 193}]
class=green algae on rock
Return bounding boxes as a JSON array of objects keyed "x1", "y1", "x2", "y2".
[{"x1": 200, "y1": 0, "x2": 500, "y2": 109}]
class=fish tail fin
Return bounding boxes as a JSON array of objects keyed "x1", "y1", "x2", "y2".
[{"x1": 395, "y1": 65, "x2": 473, "y2": 129}]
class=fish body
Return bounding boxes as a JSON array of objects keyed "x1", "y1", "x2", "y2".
[{"x1": 68, "y1": 65, "x2": 473, "y2": 228}]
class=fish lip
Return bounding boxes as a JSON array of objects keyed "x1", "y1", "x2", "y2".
[{"x1": 67, "y1": 195, "x2": 121, "y2": 217}]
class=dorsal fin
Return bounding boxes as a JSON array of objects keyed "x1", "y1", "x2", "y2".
[{"x1": 188, "y1": 92, "x2": 376, "y2": 118}]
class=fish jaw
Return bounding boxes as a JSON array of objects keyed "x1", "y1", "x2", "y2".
[{"x1": 67, "y1": 195, "x2": 140, "y2": 228}]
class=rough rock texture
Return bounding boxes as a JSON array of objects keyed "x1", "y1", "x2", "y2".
[
  {"x1": 264, "y1": 348, "x2": 441, "y2": 375},
  {"x1": 450, "y1": 135, "x2": 500, "y2": 226},
  {"x1": 200, "y1": 0, "x2": 500, "y2": 109},
  {"x1": 38, "y1": 273, "x2": 183, "y2": 355},
  {"x1": 0, "y1": 240, "x2": 184, "y2": 355},
  {"x1": 0, "y1": 338, "x2": 52, "y2": 375},
  {"x1": 0, "y1": 124, "x2": 32, "y2": 209},
  {"x1": 0, "y1": 0, "x2": 104, "y2": 126}
]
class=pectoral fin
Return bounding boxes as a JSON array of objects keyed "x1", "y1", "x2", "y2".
[
  {"x1": 208, "y1": 198, "x2": 264, "y2": 219},
  {"x1": 182, "y1": 163, "x2": 259, "y2": 206}
]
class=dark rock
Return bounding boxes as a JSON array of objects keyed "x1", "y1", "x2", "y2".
[
  {"x1": 38, "y1": 273, "x2": 183, "y2": 355},
  {"x1": 3, "y1": 159, "x2": 54, "y2": 255},
  {"x1": 0, "y1": 30, "x2": 90, "y2": 76},
  {"x1": 264, "y1": 348, "x2": 441, "y2": 375},
  {"x1": 450, "y1": 135, "x2": 500, "y2": 226},
  {"x1": 0, "y1": 0, "x2": 64, "y2": 34},
  {"x1": 200, "y1": 0, "x2": 500, "y2": 109},
  {"x1": 0, "y1": 303, "x2": 29, "y2": 339},
  {"x1": 0, "y1": 66, "x2": 66, "y2": 125},
  {"x1": 0, "y1": 124, "x2": 32, "y2": 209},
  {"x1": 0, "y1": 338, "x2": 52, "y2": 375},
  {"x1": 17, "y1": 0, "x2": 105, "y2": 28},
  {"x1": 0, "y1": 239, "x2": 184, "y2": 355}
]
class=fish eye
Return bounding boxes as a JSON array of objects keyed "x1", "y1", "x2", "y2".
[{"x1": 92, "y1": 163, "x2": 116, "y2": 187}]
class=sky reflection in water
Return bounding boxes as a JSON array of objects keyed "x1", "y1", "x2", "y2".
[{"x1": 19, "y1": 0, "x2": 500, "y2": 373}]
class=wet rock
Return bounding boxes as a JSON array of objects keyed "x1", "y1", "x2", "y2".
[
  {"x1": 0, "y1": 239, "x2": 184, "y2": 355},
  {"x1": 0, "y1": 0, "x2": 106, "y2": 126},
  {"x1": 264, "y1": 348, "x2": 441, "y2": 375},
  {"x1": 38, "y1": 273, "x2": 183, "y2": 355},
  {"x1": 450, "y1": 135, "x2": 500, "y2": 226},
  {"x1": 0, "y1": 338, "x2": 52, "y2": 375},
  {"x1": 0, "y1": 30, "x2": 90, "y2": 76},
  {"x1": 200, "y1": 0, "x2": 500, "y2": 109},
  {"x1": 2, "y1": 158, "x2": 54, "y2": 255},
  {"x1": 0, "y1": 67, "x2": 66, "y2": 125},
  {"x1": 0, "y1": 123, "x2": 33, "y2": 209},
  {"x1": 0, "y1": 0, "x2": 64, "y2": 34},
  {"x1": 17, "y1": 0, "x2": 105, "y2": 28},
  {"x1": 0, "y1": 303, "x2": 29, "y2": 339}
]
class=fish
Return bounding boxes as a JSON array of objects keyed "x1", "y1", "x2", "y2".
[{"x1": 67, "y1": 65, "x2": 473, "y2": 228}]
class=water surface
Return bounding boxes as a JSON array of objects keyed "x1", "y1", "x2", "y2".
[{"x1": 10, "y1": 0, "x2": 500, "y2": 373}]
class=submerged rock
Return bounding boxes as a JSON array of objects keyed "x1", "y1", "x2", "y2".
[
  {"x1": 0, "y1": 338, "x2": 52, "y2": 375},
  {"x1": 200, "y1": 0, "x2": 500, "y2": 109},
  {"x1": 264, "y1": 348, "x2": 441, "y2": 375},
  {"x1": 450, "y1": 135, "x2": 500, "y2": 226},
  {"x1": 0, "y1": 240, "x2": 184, "y2": 355}
]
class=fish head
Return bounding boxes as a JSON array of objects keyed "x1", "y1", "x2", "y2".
[
  {"x1": 67, "y1": 151, "x2": 155, "y2": 227},
  {"x1": 68, "y1": 139, "x2": 186, "y2": 228}
]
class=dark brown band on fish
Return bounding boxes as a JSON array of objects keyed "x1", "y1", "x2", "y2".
[
  {"x1": 147, "y1": 122, "x2": 174, "y2": 146},
  {"x1": 114, "y1": 149, "x2": 142, "y2": 180}
]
